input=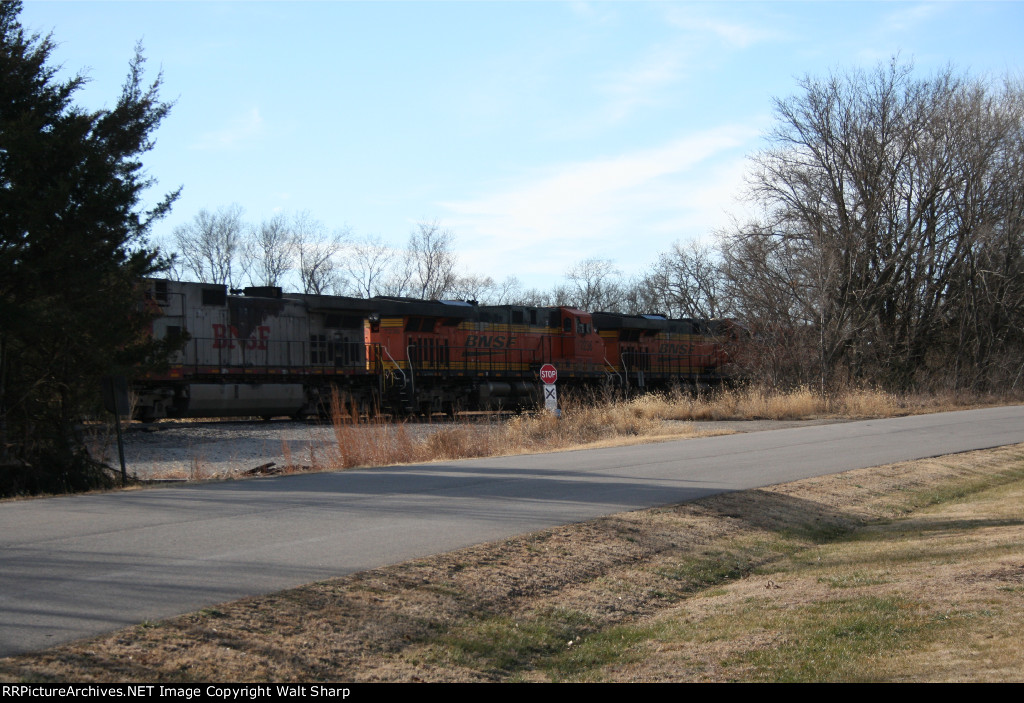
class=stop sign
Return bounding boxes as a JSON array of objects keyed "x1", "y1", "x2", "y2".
[{"x1": 539, "y1": 364, "x2": 558, "y2": 384}]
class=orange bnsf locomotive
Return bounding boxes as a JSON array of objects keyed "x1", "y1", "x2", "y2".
[
  {"x1": 369, "y1": 297, "x2": 608, "y2": 415},
  {"x1": 133, "y1": 279, "x2": 735, "y2": 420},
  {"x1": 592, "y1": 312, "x2": 733, "y2": 393}
]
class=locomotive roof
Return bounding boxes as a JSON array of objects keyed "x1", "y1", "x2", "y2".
[
  {"x1": 591, "y1": 311, "x2": 669, "y2": 331},
  {"x1": 368, "y1": 296, "x2": 481, "y2": 319},
  {"x1": 590, "y1": 311, "x2": 728, "y2": 335},
  {"x1": 292, "y1": 293, "x2": 396, "y2": 314},
  {"x1": 147, "y1": 280, "x2": 726, "y2": 333},
  {"x1": 283, "y1": 293, "x2": 478, "y2": 320}
]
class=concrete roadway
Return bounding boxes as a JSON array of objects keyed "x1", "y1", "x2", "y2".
[{"x1": 2, "y1": 406, "x2": 1023, "y2": 657}]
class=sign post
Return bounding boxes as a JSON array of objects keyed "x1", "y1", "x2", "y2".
[
  {"x1": 540, "y1": 364, "x2": 559, "y2": 415},
  {"x1": 101, "y1": 375, "x2": 130, "y2": 486}
]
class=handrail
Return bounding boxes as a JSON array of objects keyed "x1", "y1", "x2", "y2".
[
  {"x1": 405, "y1": 344, "x2": 416, "y2": 396},
  {"x1": 380, "y1": 344, "x2": 407, "y2": 388},
  {"x1": 603, "y1": 356, "x2": 623, "y2": 388}
]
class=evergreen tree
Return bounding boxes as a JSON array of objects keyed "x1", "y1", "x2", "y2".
[{"x1": 0, "y1": 1, "x2": 178, "y2": 494}]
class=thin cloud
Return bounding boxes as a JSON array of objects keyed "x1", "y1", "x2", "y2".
[
  {"x1": 441, "y1": 124, "x2": 759, "y2": 280},
  {"x1": 600, "y1": 44, "x2": 686, "y2": 122},
  {"x1": 191, "y1": 107, "x2": 265, "y2": 151},
  {"x1": 568, "y1": 1, "x2": 617, "y2": 24},
  {"x1": 881, "y1": 2, "x2": 946, "y2": 34},
  {"x1": 856, "y1": 3, "x2": 947, "y2": 64},
  {"x1": 663, "y1": 7, "x2": 784, "y2": 49}
]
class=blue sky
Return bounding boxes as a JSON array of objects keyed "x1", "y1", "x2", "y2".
[{"x1": 19, "y1": 1, "x2": 1024, "y2": 289}]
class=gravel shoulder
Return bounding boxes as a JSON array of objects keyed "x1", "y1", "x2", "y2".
[{"x1": 88, "y1": 420, "x2": 454, "y2": 480}]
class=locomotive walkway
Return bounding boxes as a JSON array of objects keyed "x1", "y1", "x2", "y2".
[{"x1": 2, "y1": 405, "x2": 1023, "y2": 657}]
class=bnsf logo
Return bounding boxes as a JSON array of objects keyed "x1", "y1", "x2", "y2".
[
  {"x1": 213, "y1": 323, "x2": 270, "y2": 350},
  {"x1": 465, "y1": 334, "x2": 517, "y2": 348},
  {"x1": 659, "y1": 342, "x2": 693, "y2": 354}
]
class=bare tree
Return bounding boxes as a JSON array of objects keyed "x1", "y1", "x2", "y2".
[
  {"x1": 562, "y1": 257, "x2": 624, "y2": 311},
  {"x1": 723, "y1": 59, "x2": 1024, "y2": 390},
  {"x1": 156, "y1": 234, "x2": 186, "y2": 281},
  {"x1": 620, "y1": 273, "x2": 663, "y2": 316},
  {"x1": 647, "y1": 240, "x2": 725, "y2": 318},
  {"x1": 292, "y1": 211, "x2": 348, "y2": 295},
  {"x1": 493, "y1": 275, "x2": 524, "y2": 305},
  {"x1": 408, "y1": 220, "x2": 458, "y2": 299},
  {"x1": 720, "y1": 223, "x2": 821, "y2": 386},
  {"x1": 344, "y1": 234, "x2": 392, "y2": 298},
  {"x1": 378, "y1": 247, "x2": 417, "y2": 298},
  {"x1": 511, "y1": 286, "x2": 554, "y2": 307},
  {"x1": 172, "y1": 204, "x2": 245, "y2": 288},
  {"x1": 449, "y1": 273, "x2": 496, "y2": 303},
  {"x1": 937, "y1": 79, "x2": 1024, "y2": 389},
  {"x1": 244, "y1": 213, "x2": 293, "y2": 287}
]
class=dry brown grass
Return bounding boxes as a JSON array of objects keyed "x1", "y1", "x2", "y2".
[
  {"x1": 656, "y1": 385, "x2": 829, "y2": 420},
  {"x1": 645, "y1": 384, "x2": 991, "y2": 421},
  {"x1": 617, "y1": 457, "x2": 1024, "y2": 682},
  {"x1": 597, "y1": 384, "x2": 1016, "y2": 423},
  {"x1": 319, "y1": 390, "x2": 724, "y2": 471},
  {"x1": 313, "y1": 386, "x2": 1016, "y2": 473},
  {"x1": 4, "y1": 443, "x2": 1022, "y2": 682}
]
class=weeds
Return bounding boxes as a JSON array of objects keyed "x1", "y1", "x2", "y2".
[
  {"x1": 316, "y1": 386, "x2": 1010, "y2": 473},
  {"x1": 320, "y1": 391, "x2": 702, "y2": 471},
  {"x1": 188, "y1": 453, "x2": 207, "y2": 481}
]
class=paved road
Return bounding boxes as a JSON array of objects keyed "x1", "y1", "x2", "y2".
[{"x1": 2, "y1": 406, "x2": 1023, "y2": 657}]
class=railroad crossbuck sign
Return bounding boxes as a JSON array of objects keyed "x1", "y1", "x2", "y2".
[{"x1": 540, "y1": 364, "x2": 558, "y2": 412}]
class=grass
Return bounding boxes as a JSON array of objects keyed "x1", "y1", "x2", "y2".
[
  {"x1": 314, "y1": 385, "x2": 1017, "y2": 473},
  {"x1": 627, "y1": 384, "x2": 1007, "y2": 422},
  {"x1": 4, "y1": 443, "x2": 1023, "y2": 682},
  {"x1": 322, "y1": 390, "x2": 719, "y2": 471},
  {"x1": 721, "y1": 595, "x2": 936, "y2": 682}
]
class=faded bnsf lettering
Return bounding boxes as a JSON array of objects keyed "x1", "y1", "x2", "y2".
[
  {"x1": 659, "y1": 342, "x2": 693, "y2": 354},
  {"x1": 212, "y1": 324, "x2": 270, "y2": 350},
  {"x1": 465, "y1": 334, "x2": 517, "y2": 349}
]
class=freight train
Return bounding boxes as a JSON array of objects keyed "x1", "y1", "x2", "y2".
[{"x1": 133, "y1": 279, "x2": 736, "y2": 420}]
